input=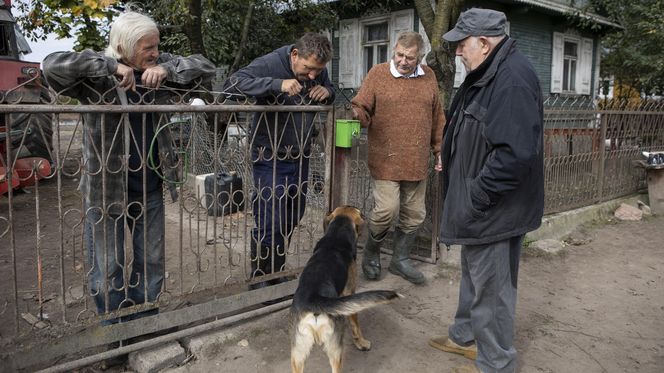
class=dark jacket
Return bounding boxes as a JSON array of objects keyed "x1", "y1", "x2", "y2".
[
  {"x1": 223, "y1": 45, "x2": 335, "y2": 161},
  {"x1": 439, "y1": 38, "x2": 544, "y2": 245}
]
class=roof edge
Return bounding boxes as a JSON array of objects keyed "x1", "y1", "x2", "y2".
[{"x1": 513, "y1": 0, "x2": 622, "y2": 29}]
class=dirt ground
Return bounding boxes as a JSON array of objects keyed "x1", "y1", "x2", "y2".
[
  {"x1": 159, "y1": 214, "x2": 664, "y2": 373},
  {"x1": 2, "y1": 119, "x2": 663, "y2": 372}
]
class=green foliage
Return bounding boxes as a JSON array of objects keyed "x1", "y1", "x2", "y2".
[
  {"x1": 586, "y1": 0, "x2": 664, "y2": 96},
  {"x1": 15, "y1": 0, "x2": 341, "y2": 69},
  {"x1": 14, "y1": 0, "x2": 120, "y2": 52}
]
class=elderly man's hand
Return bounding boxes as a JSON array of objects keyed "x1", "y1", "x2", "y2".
[
  {"x1": 141, "y1": 65, "x2": 168, "y2": 90},
  {"x1": 309, "y1": 85, "x2": 330, "y2": 102},
  {"x1": 115, "y1": 63, "x2": 136, "y2": 91},
  {"x1": 434, "y1": 154, "x2": 443, "y2": 172},
  {"x1": 281, "y1": 79, "x2": 303, "y2": 96}
]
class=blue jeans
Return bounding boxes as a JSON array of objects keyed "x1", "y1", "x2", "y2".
[
  {"x1": 251, "y1": 159, "x2": 309, "y2": 278},
  {"x1": 84, "y1": 189, "x2": 165, "y2": 324}
]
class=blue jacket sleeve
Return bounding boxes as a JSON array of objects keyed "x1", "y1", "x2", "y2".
[{"x1": 223, "y1": 58, "x2": 282, "y2": 98}]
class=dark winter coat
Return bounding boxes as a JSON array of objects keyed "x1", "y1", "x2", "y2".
[{"x1": 439, "y1": 38, "x2": 544, "y2": 245}]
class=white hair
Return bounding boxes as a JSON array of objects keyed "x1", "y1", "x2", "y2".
[{"x1": 105, "y1": 12, "x2": 158, "y2": 60}]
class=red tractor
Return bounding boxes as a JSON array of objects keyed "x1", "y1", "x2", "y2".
[{"x1": 0, "y1": 0, "x2": 52, "y2": 195}]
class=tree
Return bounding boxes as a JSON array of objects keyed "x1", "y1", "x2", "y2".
[
  {"x1": 585, "y1": 0, "x2": 664, "y2": 97},
  {"x1": 413, "y1": 0, "x2": 463, "y2": 108},
  {"x1": 14, "y1": 0, "x2": 338, "y2": 71},
  {"x1": 14, "y1": 0, "x2": 121, "y2": 52}
]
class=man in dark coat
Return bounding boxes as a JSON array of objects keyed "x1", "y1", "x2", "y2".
[
  {"x1": 428, "y1": 8, "x2": 544, "y2": 373},
  {"x1": 223, "y1": 33, "x2": 335, "y2": 289}
]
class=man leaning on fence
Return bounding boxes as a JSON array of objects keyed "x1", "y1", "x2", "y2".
[
  {"x1": 351, "y1": 31, "x2": 445, "y2": 284},
  {"x1": 42, "y1": 11, "x2": 215, "y2": 326},
  {"x1": 222, "y1": 33, "x2": 335, "y2": 290},
  {"x1": 428, "y1": 8, "x2": 544, "y2": 373}
]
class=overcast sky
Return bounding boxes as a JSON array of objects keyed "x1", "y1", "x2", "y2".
[{"x1": 25, "y1": 34, "x2": 75, "y2": 64}]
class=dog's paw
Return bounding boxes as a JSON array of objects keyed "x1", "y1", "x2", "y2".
[{"x1": 353, "y1": 338, "x2": 372, "y2": 351}]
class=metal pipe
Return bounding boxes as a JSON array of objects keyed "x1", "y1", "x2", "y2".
[
  {"x1": 35, "y1": 300, "x2": 292, "y2": 373},
  {"x1": 0, "y1": 104, "x2": 332, "y2": 114}
]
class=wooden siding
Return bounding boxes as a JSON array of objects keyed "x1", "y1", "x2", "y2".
[{"x1": 508, "y1": 12, "x2": 554, "y2": 94}]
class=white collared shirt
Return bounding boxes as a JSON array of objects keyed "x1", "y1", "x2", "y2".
[{"x1": 390, "y1": 59, "x2": 425, "y2": 78}]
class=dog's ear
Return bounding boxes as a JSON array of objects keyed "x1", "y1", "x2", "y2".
[
  {"x1": 353, "y1": 207, "x2": 365, "y2": 236},
  {"x1": 323, "y1": 209, "x2": 336, "y2": 231}
]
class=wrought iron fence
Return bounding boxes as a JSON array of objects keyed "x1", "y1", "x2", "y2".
[
  {"x1": 0, "y1": 77, "x2": 335, "y2": 370},
  {"x1": 2, "y1": 73, "x2": 664, "y2": 371},
  {"x1": 542, "y1": 96, "x2": 664, "y2": 213}
]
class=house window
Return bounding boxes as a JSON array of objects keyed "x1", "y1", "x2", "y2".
[
  {"x1": 562, "y1": 40, "x2": 578, "y2": 92},
  {"x1": 337, "y1": 9, "x2": 414, "y2": 88},
  {"x1": 363, "y1": 22, "x2": 389, "y2": 75},
  {"x1": 551, "y1": 32, "x2": 594, "y2": 95}
]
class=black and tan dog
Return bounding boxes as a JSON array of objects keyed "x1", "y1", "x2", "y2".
[{"x1": 290, "y1": 206, "x2": 401, "y2": 373}]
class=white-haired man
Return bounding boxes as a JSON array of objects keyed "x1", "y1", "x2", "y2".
[
  {"x1": 429, "y1": 8, "x2": 544, "y2": 373},
  {"x1": 43, "y1": 11, "x2": 215, "y2": 327}
]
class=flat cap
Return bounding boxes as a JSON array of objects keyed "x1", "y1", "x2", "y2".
[{"x1": 443, "y1": 8, "x2": 507, "y2": 42}]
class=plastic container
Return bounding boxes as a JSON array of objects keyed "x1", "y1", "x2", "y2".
[
  {"x1": 204, "y1": 172, "x2": 244, "y2": 216},
  {"x1": 335, "y1": 119, "x2": 361, "y2": 148}
]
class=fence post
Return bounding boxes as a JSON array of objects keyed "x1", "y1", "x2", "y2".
[
  {"x1": 329, "y1": 111, "x2": 351, "y2": 208},
  {"x1": 324, "y1": 107, "x2": 336, "y2": 211},
  {"x1": 597, "y1": 111, "x2": 607, "y2": 202}
]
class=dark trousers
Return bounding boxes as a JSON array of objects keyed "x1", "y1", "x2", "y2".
[
  {"x1": 251, "y1": 158, "x2": 309, "y2": 279},
  {"x1": 449, "y1": 235, "x2": 523, "y2": 373}
]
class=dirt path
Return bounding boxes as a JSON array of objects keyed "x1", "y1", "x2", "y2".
[{"x1": 163, "y1": 214, "x2": 664, "y2": 373}]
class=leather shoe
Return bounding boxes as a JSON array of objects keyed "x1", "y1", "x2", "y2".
[{"x1": 429, "y1": 335, "x2": 477, "y2": 360}]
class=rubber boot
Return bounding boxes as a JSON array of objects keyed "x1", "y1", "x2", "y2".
[
  {"x1": 361, "y1": 231, "x2": 384, "y2": 280},
  {"x1": 388, "y1": 229, "x2": 425, "y2": 284}
]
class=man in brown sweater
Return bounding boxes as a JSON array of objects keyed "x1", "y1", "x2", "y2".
[{"x1": 351, "y1": 31, "x2": 445, "y2": 284}]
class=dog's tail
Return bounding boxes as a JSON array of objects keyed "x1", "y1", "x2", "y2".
[{"x1": 297, "y1": 290, "x2": 402, "y2": 316}]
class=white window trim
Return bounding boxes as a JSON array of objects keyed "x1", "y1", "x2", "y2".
[
  {"x1": 551, "y1": 31, "x2": 593, "y2": 95},
  {"x1": 562, "y1": 38, "x2": 579, "y2": 93},
  {"x1": 338, "y1": 9, "x2": 414, "y2": 88}
]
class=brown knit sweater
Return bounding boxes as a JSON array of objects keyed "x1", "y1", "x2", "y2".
[{"x1": 351, "y1": 63, "x2": 445, "y2": 181}]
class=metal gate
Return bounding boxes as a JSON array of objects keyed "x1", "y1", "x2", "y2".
[{"x1": 0, "y1": 82, "x2": 341, "y2": 370}]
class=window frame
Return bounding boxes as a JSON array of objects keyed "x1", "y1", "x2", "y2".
[
  {"x1": 562, "y1": 39, "x2": 579, "y2": 93},
  {"x1": 361, "y1": 20, "x2": 390, "y2": 76},
  {"x1": 551, "y1": 31, "x2": 594, "y2": 95}
]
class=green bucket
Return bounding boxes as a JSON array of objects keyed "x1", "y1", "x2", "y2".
[{"x1": 335, "y1": 119, "x2": 361, "y2": 148}]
